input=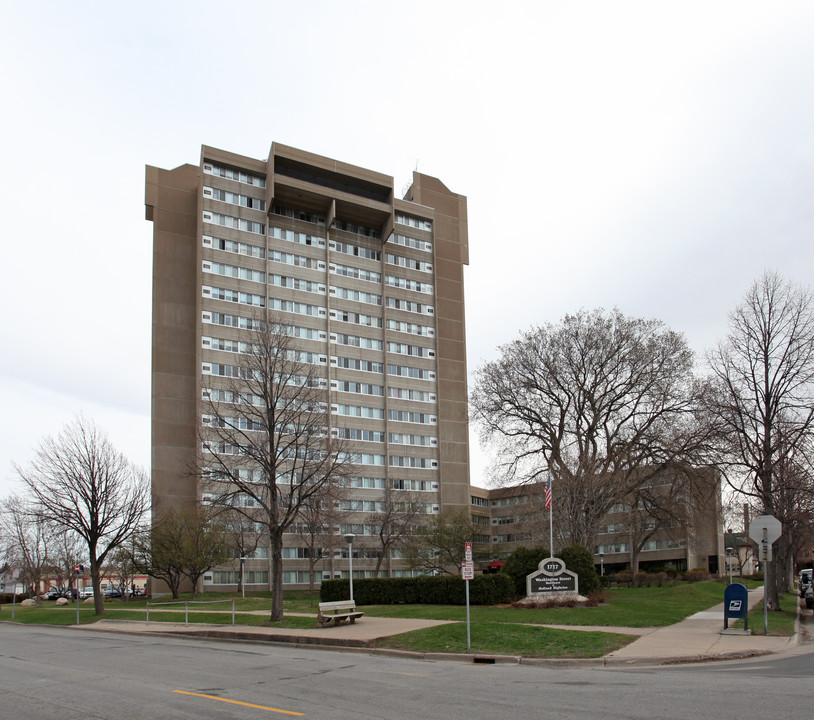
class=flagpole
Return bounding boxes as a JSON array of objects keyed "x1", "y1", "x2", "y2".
[{"x1": 546, "y1": 472, "x2": 553, "y2": 556}]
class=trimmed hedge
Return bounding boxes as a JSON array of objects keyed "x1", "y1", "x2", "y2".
[
  {"x1": 559, "y1": 544, "x2": 601, "y2": 595},
  {"x1": 500, "y1": 545, "x2": 550, "y2": 597},
  {"x1": 320, "y1": 573, "x2": 514, "y2": 606},
  {"x1": 0, "y1": 593, "x2": 31, "y2": 603}
]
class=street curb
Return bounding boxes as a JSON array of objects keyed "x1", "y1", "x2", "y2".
[{"x1": 65, "y1": 608, "x2": 802, "y2": 668}]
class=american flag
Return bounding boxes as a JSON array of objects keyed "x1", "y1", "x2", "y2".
[{"x1": 545, "y1": 474, "x2": 552, "y2": 510}]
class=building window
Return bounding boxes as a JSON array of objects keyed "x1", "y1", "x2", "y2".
[
  {"x1": 269, "y1": 225, "x2": 326, "y2": 246},
  {"x1": 330, "y1": 263, "x2": 381, "y2": 283},
  {"x1": 386, "y1": 297, "x2": 434, "y2": 315},
  {"x1": 395, "y1": 212, "x2": 432, "y2": 231},
  {"x1": 330, "y1": 240, "x2": 381, "y2": 261},
  {"x1": 385, "y1": 275, "x2": 433, "y2": 295},
  {"x1": 390, "y1": 233, "x2": 432, "y2": 253},
  {"x1": 203, "y1": 162, "x2": 266, "y2": 188}
]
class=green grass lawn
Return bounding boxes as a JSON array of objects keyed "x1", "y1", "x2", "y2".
[
  {"x1": 357, "y1": 581, "x2": 730, "y2": 627},
  {"x1": 370, "y1": 621, "x2": 632, "y2": 658},
  {"x1": 1, "y1": 580, "x2": 784, "y2": 658},
  {"x1": 744, "y1": 590, "x2": 798, "y2": 636}
]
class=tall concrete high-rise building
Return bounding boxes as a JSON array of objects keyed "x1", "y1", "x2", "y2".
[{"x1": 145, "y1": 142, "x2": 469, "y2": 588}]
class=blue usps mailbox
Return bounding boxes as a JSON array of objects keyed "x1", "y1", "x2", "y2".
[{"x1": 724, "y1": 582, "x2": 748, "y2": 630}]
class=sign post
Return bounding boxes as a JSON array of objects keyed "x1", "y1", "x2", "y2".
[
  {"x1": 462, "y1": 543, "x2": 474, "y2": 651},
  {"x1": 10, "y1": 568, "x2": 19, "y2": 620},
  {"x1": 74, "y1": 565, "x2": 84, "y2": 625},
  {"x1": 748, "y1": 515, "x2": 782, "y2": 635}
]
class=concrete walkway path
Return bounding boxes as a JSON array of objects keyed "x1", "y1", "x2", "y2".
[
  {"x1": 603, "y1": 586, "x2": 796, "y2": 664},
  {"x1": 81, "y1": 585, "x2": 801, "y2": 666}
]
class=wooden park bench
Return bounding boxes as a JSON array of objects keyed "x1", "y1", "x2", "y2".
[{"x1": 317, "y1": 600, "x2": 364, "y2": 627}]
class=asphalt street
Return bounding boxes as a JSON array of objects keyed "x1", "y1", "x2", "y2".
[{"x1": 0, "y1": 624, "x2": 811, "y2": 719}]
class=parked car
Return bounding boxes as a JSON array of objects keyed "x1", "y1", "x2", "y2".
[
  {"x1": 800, "y1": 569, "x2": 812, "y2": 597},
  {"x1": 104, "y1": 587, "x2": 122, "y2": 598},
  {"x1": 80, "y1": 587, "x2": 95, "y2": 599}
]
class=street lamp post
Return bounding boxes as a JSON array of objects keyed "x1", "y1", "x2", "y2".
[
  {"x1": 726, "y1": 547, "x2": 733, "y2": 584},
  {"x1": 343, "y1": 533, "x2": 356, "y2": 602},
  {"x1": 599, "y1": 551, "x2": 604, "y2": 577}
]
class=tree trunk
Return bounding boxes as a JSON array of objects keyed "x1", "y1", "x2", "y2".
[
  {"x1": 90, "y1": 556, "x2": 104, "y2": 616},
  {"x1": 269, "y1": 528, "x2": 284, "y2": 621},
  {"x1": 630, "y1": 544, "x2": 641, "y2": 587}
]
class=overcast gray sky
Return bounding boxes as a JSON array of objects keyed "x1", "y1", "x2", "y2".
[{"x1": 1, "y1": 1, "x2": 813, "y2": 496}]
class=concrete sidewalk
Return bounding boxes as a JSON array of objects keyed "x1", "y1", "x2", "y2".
[
  {"x1": 602, "y1": 586, "x2": 796, "y2": 665},
  {"x1": 82, "y1": 586, "x2": 801, "y2": 666}
]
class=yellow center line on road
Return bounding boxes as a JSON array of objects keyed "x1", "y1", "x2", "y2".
[{"x1": 174, "y1": 690, "x2": 305, "y2": 715}]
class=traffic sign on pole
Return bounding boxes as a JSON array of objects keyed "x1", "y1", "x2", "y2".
[{"x1": 748, "y1": 515, "x2": 781, "y2": 545}]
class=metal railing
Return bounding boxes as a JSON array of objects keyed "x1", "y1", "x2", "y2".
[{"x1": 146, "y1": 598, "x2": 236, "y2": 627}]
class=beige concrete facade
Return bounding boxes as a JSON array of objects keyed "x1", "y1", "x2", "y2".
[
  {"x1": 146, "y1": 143, "x2": 470, "y2": 589},
  {"x1": 468, "y1": 473, "x2": 725, "y2": 576}
]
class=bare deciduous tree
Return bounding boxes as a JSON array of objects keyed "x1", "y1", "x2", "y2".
[
  {"x1": 706, "y1": 271, "x2": 814, "y2": 607},
  {"x1": 133, "y1": 507, "x2": 229, "y2": 599},
  {"x1": 367, "y1": 488, "x2": 428, "y2": 578},
  {"x1": 403, "y1": 508, "x2": 478, "y2": 575},
  {"x1": 294, "y1": 478, "x2": 347, "y2": 600},
  {"x1": 1, "y1": 495, "x2": 54, "y2": 601},
  {"x1": 200, "y1": 311, "x2": 356, "y2": 621},
  {"x1": 218, "y1": 509, "x2": 262, "y2": 597},
  {"x1": 48, "y1": 527, "x2": 86, "y2": 596},
  {"x1": 471, "y1": 308, "x2": 702, "y2": 549},
  {"x1": 15, "y1": 417, "x2": 149, "y2": 615}
]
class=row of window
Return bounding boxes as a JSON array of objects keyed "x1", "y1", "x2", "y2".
[
  {"x1": 330, "y1": 263, "x2": 380, "y2": 283},
  {"x1": 385, "y1": 252, "x2": 432, "y2": 273},
  {"x1": 204, "y1": 374, "x2": 435, "y2": 405},
  {"x1": 201, "y1": 401, "x2": 435, "y2": 428},
  {"x1": 335, "y1": 428, "x2": 385, "y2": 443},
  {"x1": 233, "y1": 299, "x2": 433, "y2": 322},
  {"x1": 332, "y1": 219, "x2": 381, "y2": 239},
  {"x1": 389, "y1": 433, "x2": 437, "y2": 447},
  {"x1": 386, "y1": 319, "x2": 434, "y2": 337},
  {"x1": 331, "y1": 239, "x2": 380, "y2": 261},
  {"x1": 270, "y1": 225, "x2": 327, "y2": 247},
  {"x1": 385, "y1": 275, "x2": 433, "y2": 295},
  {"x1": 331, "y1": 309, "x2": 382, "y2": 327},
  {"x1": 387, "y1": 364, "x2": 434, "y2": 380},
  {"x1": 205, "y1": 259, "x2": 434, "y2": 310},
  {"x1": 206, "y1": 187, "x2": 266, "y2": 211},
  {"x1": 270, "y1": 205, "x2": 326, "y2": 226},
  {"x1": 206, "y1": 261, "x2": 266, "y2": 283},
  {"x1": 333, "y1": 332, "x2": 382, "y2": 350},
  {"x1": 270, "y1": 249, "x2": 324, "y2": 270},
  {"x1": 203, "y1": 363, "x2": 322, "y2": 389},
  {"x1": 335, "y1": 357, "x2": 383, "y2": 373},
  {"x1": 205, "y1": 212, "x2": 265, "y2": 235},
  {"x1": 203, "y1": 285, "x2": 265, "y2": 307},
  {"x1": 204, "y1": 235, "x2": 266, "y2": 258},
  {"x1": 387, "y1": 341, "x2": 434, "y2": 358},
  {"x1": 334, "y1": 404, "x2": 385, "y2": 419},
  {"x1": 203, "y1": 162, "x2": 266, "y2": 188},
  {"x1": 395, "y1": 212, "x2": 432, "y2": 231},
  {"x1": 203, "y1": 338, "x2": 326, "y2": 367},
  {"x1": 390, "y1": 233, "x2": 432, "y2": 253},
  {"x1": 270, "y1": 274, "x2": 326, "y2": 294}
]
